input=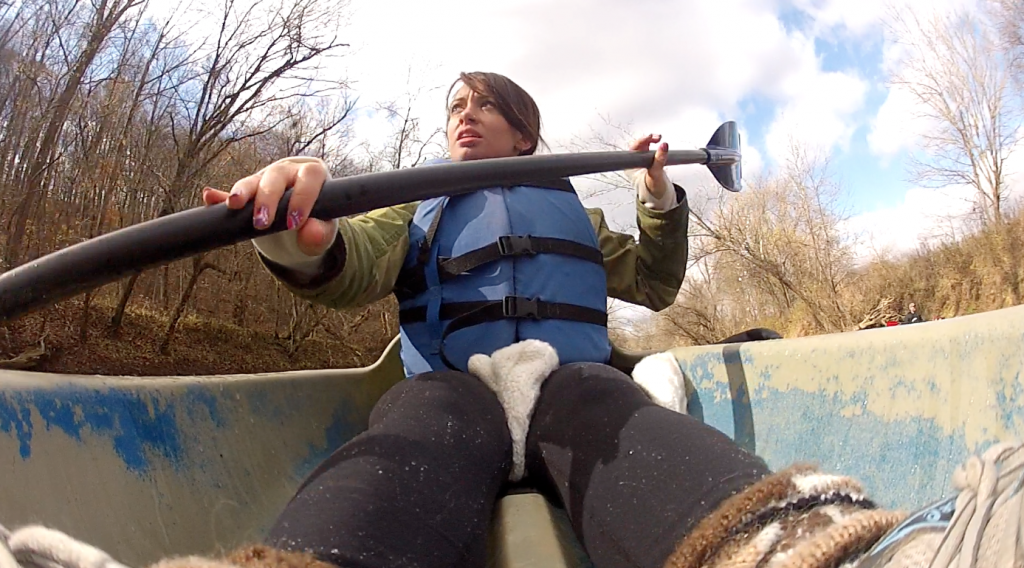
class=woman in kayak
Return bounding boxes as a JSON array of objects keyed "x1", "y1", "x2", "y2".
[
  {"x1": 185, "y1": 72, "x2": 1017, "y2": 568},
  {"x1": 206, "y1": 72, "x2": 689, "y2": 378}
]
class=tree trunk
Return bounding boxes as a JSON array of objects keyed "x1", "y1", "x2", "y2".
[
  {"x1": 80, "y1": 291, "x2": 93, "y2": 343},
  {"x1": 159, "y1": 257, "x2": 218, "y2": 354},
  {"x1": 110, "y1": 272, "x2": 140, "y2": 332},
  {"x1": 6, "y1": 0, "x2": 142, "y2": 267},
  {"x1": 161, "y1": 265, "x2": 171, "y2": 311},
  {"x1": 232, "y1": 269, "x2": 253, "y2": 327}
]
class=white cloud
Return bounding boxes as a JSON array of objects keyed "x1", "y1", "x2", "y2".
[
  {"x1": 842, "y1": 184, "x2": 977, "y2": 261},
  {"x1": 793, "y1": 0, "x2": 979, "y2": 37},
  {"x1": 334, "y1": 0, "x2": 870, "y2": 163},
  {"x1": 745, "y1": 144, "x2": 766, "y2": 179},
  {"x1": 320, "y1": 0, "x2": 883, "y2": 242},
  {"x1": 1004, "y1": 145, "x2": 1024, "y2": 199},
  {"x1": 764, "y1": 67, "x2": 869, "y2": 164},
  {"x1": 864, "y1": 0, "x2": 987, "y2": 160},
  {"x1": 867, "y1": 84, "x2": 930, "y2": 160},
  {"x1": 792, "y1": 0, "x2": 891, "y2": 36}
]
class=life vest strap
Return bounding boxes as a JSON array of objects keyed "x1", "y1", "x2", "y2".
[
  {"x1": 399, "y1": 296, "x2": 609, "y2": 371},
  {"x1": 437, "y1": 235, "x2": 604, "y2": 281},
  {"x1": 396, "y1": 202, "x2": 448, "y2": 301}
]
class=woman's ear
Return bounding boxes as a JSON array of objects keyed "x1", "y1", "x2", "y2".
[{"x1": 514, "y1": 136, "x2": 533, "y2": 154}]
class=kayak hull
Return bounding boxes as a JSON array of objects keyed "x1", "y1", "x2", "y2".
[
  {"x1": 2, "y1": 305, "x2": 1023, "y2": 567},
  {"x1": 0, "y1": 340, "x2": 405, "y2": 566}
]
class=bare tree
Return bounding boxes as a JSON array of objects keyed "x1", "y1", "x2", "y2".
[
  {"x1": 109, "y1": 0, "x2": 352, "y2": 331},
  {"x1": 991, "y1": 0, "x2": 1024, "y2": 85},
  {"x1": 0, "y1": 0, "x2": 412, "y2": 372},
  {"x1": 885, "y1": 6, "x2": 1021, "y2": 227},
  {"x1": 4, "y1": 0, "x2": 147, "y2": 268},
  {"x1": 884, "y1": 6, "x2": 1024, "y2": 305},
  {"x1": 654, "y1": 259, "x2": 729, "y2": 347},
  {"x1": 566, "y1": 114, "x2": 638, "y2": 200},
  {"x1": 686, "y1": 145, "x2": 854, "y2": 335},
  {"x1": 359, "y1": 81, "x2": 446, "y2": 173},
  {"x1": 157, "y1": 255, "x2": 228, "y2": 353}
]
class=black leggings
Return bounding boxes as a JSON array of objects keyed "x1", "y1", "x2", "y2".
[{"x1": 267, "y1": 363, "x2": 769, "y2": 568}]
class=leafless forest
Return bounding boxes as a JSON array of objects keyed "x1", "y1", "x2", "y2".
[{"x1": 0, "y1": 0, "x2": 1022, "y2": 374}]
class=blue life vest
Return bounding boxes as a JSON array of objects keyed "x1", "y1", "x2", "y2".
[{"x1": 394, "y1": 171, "x2": 611, "y2": 376}]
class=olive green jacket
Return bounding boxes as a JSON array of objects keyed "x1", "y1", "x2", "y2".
[{"x1": 259, "y1": 191, "x2": 689, "y2": 313}]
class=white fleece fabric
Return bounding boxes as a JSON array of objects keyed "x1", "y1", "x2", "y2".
[
  {"x1": 466, "y1": 340, "x2": 690, "y2": 481},
  {"x1": 0, "y1": 524, "x2": 130, "y2": 568},
  {"x1": 467, "y1": 339, "x2": 559, "y2": 482},
  {"x1": 631, "y1": 351, "x2": 688, "y2": 414},
  {"x1": 251, "y1": 218, "x2": 338, "y2": 277},
  {"x1": 628, "y1": 167, "x2": 680, "y2": 212}
]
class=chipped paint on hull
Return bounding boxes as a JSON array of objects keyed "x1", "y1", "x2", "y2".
[
  {"x1": 0, "y1": 338, "x2": 405, "y2": 566},
  {"x1": 672, "y1": 305, "x2": 1024, "y2": 509},
  {"x1": 0, "y1": 385, "x2": 220, "y2": 472}
]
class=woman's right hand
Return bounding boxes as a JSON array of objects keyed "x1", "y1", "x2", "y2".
[{"x1": 201, "y1": 156, "x2": 337, "y2": 257}]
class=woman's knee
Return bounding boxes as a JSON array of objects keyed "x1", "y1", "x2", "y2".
[
  {"x1": 537, "y1": 362, "x2": 652, "y2": 412},
  {"x1": 369, "y1": 370, "x2": 511, "y2": 444}
]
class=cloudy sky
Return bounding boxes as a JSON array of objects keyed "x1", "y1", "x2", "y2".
[{"x1": 321, "y1": 0, "x2": 1020, "y2": 260}]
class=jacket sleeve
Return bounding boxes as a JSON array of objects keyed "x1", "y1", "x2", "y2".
[
  {"x1": 256, "y1": 202, "x2": 419, "y2": 310},
  {"x1": 587, "y1": 184, "x2": 690, "y2": 312}
]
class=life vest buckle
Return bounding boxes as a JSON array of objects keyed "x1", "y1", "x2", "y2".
[
  {"x1": 497, "y1": 235, "x2": 535, "y2": 256},
  {"x1": 502, "y1": 295, "x2": 541, "y2": 319}
]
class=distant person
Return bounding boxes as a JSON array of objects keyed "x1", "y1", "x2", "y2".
[{"x1": 903, "y1": 302, "x2": 925, "y2": 324}]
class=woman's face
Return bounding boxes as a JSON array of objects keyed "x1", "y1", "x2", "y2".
[{"x1": 446, "y1": 85, "x2": 530, "y2": 161}]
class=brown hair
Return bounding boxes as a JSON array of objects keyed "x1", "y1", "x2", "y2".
[{"x1": 447, "y1": 71, "x2": 544, "y2": 155}]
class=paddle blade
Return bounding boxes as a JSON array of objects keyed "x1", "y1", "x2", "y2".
[{"x1": 705, "y1": 121, "x2": 742, "y2": 192}]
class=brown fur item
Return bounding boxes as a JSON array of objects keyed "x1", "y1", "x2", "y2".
[
  {"x1": 662, "y1": 465, "x2": 906, "y2": 568},
  {"x1": 663, "y1": 464, "x2": 819, "y2": 568},
  {"x1": 148, "y1": 545, "x2": 334, "y2": 568}
]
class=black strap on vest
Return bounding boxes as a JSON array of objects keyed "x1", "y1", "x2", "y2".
[
  {"x1": 399, "y1": 296, "x2": 609, "y2": 370},
  {"x1": 437, "y1": 235, "x2": 603, "y2": 281},
  {"x1": 394, "y1": 180, "x2": 581, "y2": 300}
]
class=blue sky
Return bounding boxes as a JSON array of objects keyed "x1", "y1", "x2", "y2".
[{"x1": 773, "y1": 9, "x2": 908, "y2": 215}]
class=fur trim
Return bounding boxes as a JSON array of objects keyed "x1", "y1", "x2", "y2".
[
  {"x1": 225, "y1": 545, "x2": 334, "y2": 568},
  {"x1": 761, "y1": 509, "x2": 905, "y2": 568},
  {"x1": 468, "y1": 339, "x2": 559, "y2": 481},
  {"x1": 148, "y1": 556, "x2": 238, "y2": 568}
]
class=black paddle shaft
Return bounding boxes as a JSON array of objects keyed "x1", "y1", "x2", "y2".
[{"x1": 0, "y1": 138, "x2": 739, "y2": 322}]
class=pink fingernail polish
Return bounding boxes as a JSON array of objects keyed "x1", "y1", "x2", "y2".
[
  {"x1": 287, "y1": 210, "x2": 303, "y2": 230},
  {"x1": 254, "y1": 205, "x2": 270, "y2": 229}
]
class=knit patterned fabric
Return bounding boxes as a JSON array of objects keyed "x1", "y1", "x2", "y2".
[{"x1": 663, "y1": 465, "x2": 906, "y2": 568}]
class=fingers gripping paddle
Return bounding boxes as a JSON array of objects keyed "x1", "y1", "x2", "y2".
[{"x1": 0, "y1": 122, "x2": 742, "y2": 322}]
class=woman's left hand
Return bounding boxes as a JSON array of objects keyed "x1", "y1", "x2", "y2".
[{"x1": 629, "y1": 134, "x2": 670, "y2": 200}]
